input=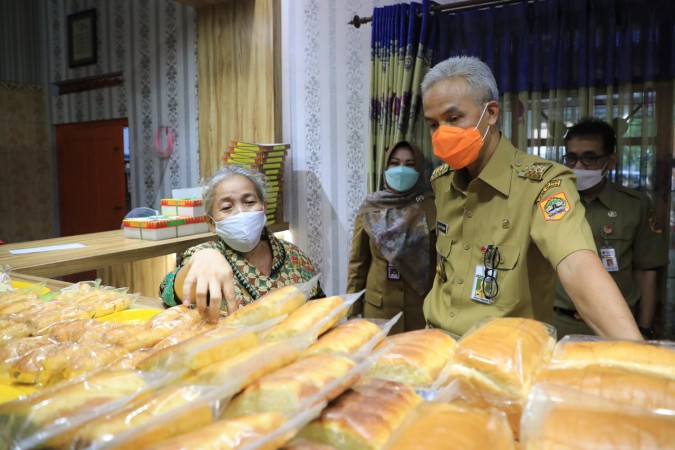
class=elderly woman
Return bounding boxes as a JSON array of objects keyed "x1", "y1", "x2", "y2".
[
  {"x1": 347, "y1": 140, "x2": 436, "y2": 333},
  {"x1": 160, "y1": 165, "x2": 323, "y2": 323}
]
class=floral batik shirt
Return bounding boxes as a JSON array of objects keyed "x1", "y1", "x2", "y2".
[{"x1": 160, "y1": 228, "x2": 323, "y2": 309}]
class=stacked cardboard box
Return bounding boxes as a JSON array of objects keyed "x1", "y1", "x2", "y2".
[
  {"x1": 222, "y1": 141, "x2": 289, "y2": 226},
  {"x1": 122, "y1": 215, "x2": 209, "y2": 241}
]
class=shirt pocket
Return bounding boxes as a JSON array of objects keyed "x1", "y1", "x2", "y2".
[
  {"x1": 364, "y1": 288, "x2": 383, "y2": 308},
  {"x1": 490, "y1": 244, "x2": 520, "y2": 308}
]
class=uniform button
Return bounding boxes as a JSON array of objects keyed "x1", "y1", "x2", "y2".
[
  {"x1": 466, "y1": 211, "x2": 473, "y2": 218},
  {"x1": 515, "y1": 159, "x2": 522, "y2": 167},
  {"x1": 450, "y1": 311, "x2": 456, "y2": 317},
  {"x1": 457, "y1": 278, "x2": 464, "y2": 284},
  {"x1": 463, "y1": 243, "x2": 470, "y2": 250}
]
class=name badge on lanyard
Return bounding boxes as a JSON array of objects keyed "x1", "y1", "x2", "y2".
[{"x1": 600, "y1": 247, "x2": 618, "y2": 272}]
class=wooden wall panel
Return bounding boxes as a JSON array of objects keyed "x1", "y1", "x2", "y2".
[{"x1": 197, "y1": 0, "x2": 281, "y2": 179}]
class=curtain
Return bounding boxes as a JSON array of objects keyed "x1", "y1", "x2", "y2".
[
  {"x1": 369, "y1": 0, "x2": 675, "y2": 336},
  {"x1": 369, "y1": 0, "x2": 436, "y2": 191}
]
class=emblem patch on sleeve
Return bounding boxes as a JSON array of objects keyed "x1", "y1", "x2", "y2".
[
  {"x1": 535, "y1": 179, "x2": 562, "y2": 203},
  {"x1": 539, "y1": 192, "x2": 571, "y2": 221}
]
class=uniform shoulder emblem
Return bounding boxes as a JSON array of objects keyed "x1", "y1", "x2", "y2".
[
  {"x1": 518, "y1": 162, "x2": 553, "y2": 181},
  {"x1": 430, "y1": 163, "x2": 451, "y2": 182}
]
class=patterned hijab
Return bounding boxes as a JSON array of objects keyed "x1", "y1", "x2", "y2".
[{"x1": 358, "y1": 141, "x2": 434, "y2": 295}]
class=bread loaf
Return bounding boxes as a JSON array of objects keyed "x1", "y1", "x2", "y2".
[
  {"x1": 386, "y1": 402, "x2": 516, "y2": 450},
  {"x1": 298, "y1": 377, "x2": 422, "y2": 450},
  {"x1": 74, "y1": 384, "x2": 212, "y2": 449},
  {"x1": 223, "y1": 285, "x2": 307, "y2": 326},
  {"x1": 450, "y1": 318, "x2": 555, "y2": 400},
  {"x1": 551, "y1": 338, "x2": 675, "y2": 379},
  {"x1": 146, "y1": 412, "x2": 291, "y2": 450},
  {"x1": 366, "y1": 329, "x2": 456, "y2": 386},
  {"x1": 302, "y1": 318, "x2": 382, "y2": 358},
  {"x1": 224, "y1": 354, "x2": 357, "y2": 417},
  {"x1": 534, "y1": 364, "x2": 675, "y2": 413},
  {"x1": 41, "y1": 318, "x2": 100, "y2": 342},
  {"x1": 521, "y1": 403, "x2": 675, "y2": 450},
  {"x1": 0, "y1": 320, "x2": 31, "y2": 342},
  {"x1": 137, "y1": 325, "x2": 259, "y2": 372},
  {"x1": 262, "y1": 296, "x2": 347, "y2": 342}
]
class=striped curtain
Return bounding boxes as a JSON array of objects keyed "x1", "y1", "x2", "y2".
[{"x1": 369, "y1": 0, "x2": 436, "y2": 191}]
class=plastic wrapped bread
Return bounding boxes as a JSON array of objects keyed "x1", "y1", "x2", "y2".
[
  {"x1": 261, "y1": 295, "x2": 348, "y2": 342},
  {"x1": 222, "y1": 285, "x2": 308, "y2": 326},
  {"x1": 521, "y1": 386, "x2": 675, "y2": 450},
  {"x1": 40, "y1": 318, "x2": 101, "y2": 342},
  {"x1": 0, "y1": 319, "x2": 31, "y2": 342},
  {"x1": 224, "y1": 353, "x2": 358, "y2": 418},
  {"x1": 385, "y1": 402, "x2": 516, "y2": 450},
  {"x1": 302, "y1": 318, "x2": 383, "y2": 358},
  {"x1": 0, "y1": 369, "x2": 148, "y2": 449},
  {"x1": 449, "y1": 317, "x2": 556, "y2": 400},
  {"x1": 549, "y1": 336, "x2": 675, "y2": 379},
  {"x1": 298, "y1": 377, "x2": 422, "y2": 450},
  {"x1": 72, "y1": 384, "x2": 213, "y2": 449},
  {"x1": 144, "y1": 412, "x2": 291, "y2": 450},
  {"x1": 366, "y1": 329, "x2": 456, "y2": 387},
  {"x1": 534, "y1": 364, "x2": 675, "y2": 414}
]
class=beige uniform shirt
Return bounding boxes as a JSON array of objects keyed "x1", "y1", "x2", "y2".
[
  {"x1": 423, "y1": 136, "x2": 596, "y2": 335},
  {"x1": 554, "y1": 180, "x2": 667, "y2": 310}
]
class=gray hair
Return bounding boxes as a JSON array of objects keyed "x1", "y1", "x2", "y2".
[
  {"x1": 421, "y1": 56, "x2": 499, "y2": 106},
  {"x1": 202, "y1": 165, "x2": 268, "y2": 215}
]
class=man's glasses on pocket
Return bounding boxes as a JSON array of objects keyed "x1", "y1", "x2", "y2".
[{"x1": 482, "y1": 245, "x2": 500, "y2": 299}]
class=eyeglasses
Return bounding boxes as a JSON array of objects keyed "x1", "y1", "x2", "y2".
[
  {"x1": 482, "y1": 245, "x2": 500, "y2": 300},
  {"x1": 562, "y1": 152, "x2": 609, "y2": 167}
]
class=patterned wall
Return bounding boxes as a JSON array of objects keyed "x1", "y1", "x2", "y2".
[
  {"x1": 281, "y1": 0, "x2": 393, "y2": 295},
  {"x1": 45, "y1": 0, "x2": 200, "y2": 210}
]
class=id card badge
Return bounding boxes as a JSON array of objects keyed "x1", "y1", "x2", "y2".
[
  {"x1": 471, "y1": 265, "x2": 494, "y2": 305},
  {"x1": 600, "y1": 247, "x2": 619, "y2": 272},
  {"x1": 387, "y1": 263, "x2": 401, "y2": 280}
]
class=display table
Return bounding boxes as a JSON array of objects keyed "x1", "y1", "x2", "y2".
[{"x1": 0, "y1": 230, "x2": 217, "y2": 298}]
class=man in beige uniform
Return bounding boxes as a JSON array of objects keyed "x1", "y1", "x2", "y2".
[
  {"x1": 553, "y1": 118, "x2": 667, "y2": 339},
  {"x1": 421, "y1": 56, "x2": 642, "y2": 340}
]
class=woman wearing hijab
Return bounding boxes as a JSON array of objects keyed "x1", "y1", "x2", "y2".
[{"x1": 346, "y1": 141, "x2": 436, "y2": 333}]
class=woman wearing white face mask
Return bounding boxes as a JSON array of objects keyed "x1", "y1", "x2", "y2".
[
  {"x1": 160, "y1": 165, "x2": 323, "y2": 323},
  {"x1": 346, "y1": 141, "x2": 436, "y2": 334}
]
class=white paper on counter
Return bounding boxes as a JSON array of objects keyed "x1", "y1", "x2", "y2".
[{"x1": 9, "y1": 243, "x2": 85, "y2": 254}]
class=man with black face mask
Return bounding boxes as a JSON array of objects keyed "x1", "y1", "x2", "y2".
[{"x1": 553, "y1": 118, "x2": 667, "y2": 339}]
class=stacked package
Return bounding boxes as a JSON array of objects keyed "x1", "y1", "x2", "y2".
[
  {"x1": 222, "y1": 140, "x2": 289, "y2": 226},
  {"x1": 122, "y1": 199, "x2": 208, "y2": 241}
]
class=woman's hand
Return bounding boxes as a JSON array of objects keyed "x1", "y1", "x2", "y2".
[{"x1": 176, "y1": 248, "x2": 240, "y2": 323}]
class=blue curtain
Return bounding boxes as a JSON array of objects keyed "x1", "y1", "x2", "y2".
[{"x1": 431, "y1": 0, "x2": 674, "y2": 92}]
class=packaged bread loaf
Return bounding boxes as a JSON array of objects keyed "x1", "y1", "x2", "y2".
[
  {"x1": 550, "y1": 336, "x2": 675, "y2": 379},
  {"x1": 40, "y1": 318, "x2": 100, "y2": 342},
  {"x1": 0, "y1": 369, "x2": 148, "y2": 449},
  {"x1": 223, "y1": 285, "x2": 308, "y2": 326},
  {"x1": 302, "y1": 318, "x2": 383, "y2": 358},
  {"x1": 224, "y1": 353, "x2": 358, "y2": 418},
  {"x1": 366, "y1": 328, "x2": 456, "y2": 387},
  {"x1": 385, "y1": 402, "x2": 516, "y2": 450},
  {"x1": 0, "y1": 319, "x2": 31, "y2": 342},
  {"x1": 298, "y1": 377, "x2": 422, "y2": 450},
  {"x1": 520, "y1": 386, "x2": 675, "y2": 450},
  {"x1": 261, "y1": 295, "x2": 348, "y2": 342},
  {"x1": 534, "y1": 364, "x2": 675, "y2": 413},
  {"x1": 72, "y1": 384, "x2": 213, "y2": 449},
  {"x1": 145, "y1": 412, "x2": 291, "y2": 450},
  {"x1": 449, "y1": 317, "x2": 555, "y2": 400}
]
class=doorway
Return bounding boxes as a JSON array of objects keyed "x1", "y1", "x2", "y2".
[{"x1": 54, "y1": 118, "x2": 129, "y2": 282}]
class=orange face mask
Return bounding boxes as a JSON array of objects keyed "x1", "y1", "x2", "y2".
[{"x1": 431, "y1": 104, "x2": 490, "y2": 169}]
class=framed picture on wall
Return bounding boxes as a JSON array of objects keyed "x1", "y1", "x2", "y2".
[{"x1": 67, "y1": 9, "x2": 97, "y2": 68}]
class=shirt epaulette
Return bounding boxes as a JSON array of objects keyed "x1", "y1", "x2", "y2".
[
  {"x1": 430, "y1": 163, "x2": 451, "y2": 182},
  {"x1": 613, "y1": 183, "x2": 646, "y2": 200},
  {"x1": 517, "y1": 162, "x2": 553, "y2": 181}
]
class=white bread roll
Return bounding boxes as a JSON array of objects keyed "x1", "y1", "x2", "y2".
[
  {"x1": 302, "y1": 318, "x2": 382, "y2": 358},
  {"x1": 262, "y1": 296, "x2": 347, "y2": 342},
  {"x1": 386, "y1": 402, "x2": 516, "y2": 450},
  {"x1": 366, "y1": 329, "x2": 456, "y2": 387},
  {"x1": 298, "y1": 377, "x2": 422, "y2": 450}
]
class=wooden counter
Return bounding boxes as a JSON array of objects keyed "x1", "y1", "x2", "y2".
[{"x1": 1, "y1": 230, "x2": 217, "y2": 298}]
